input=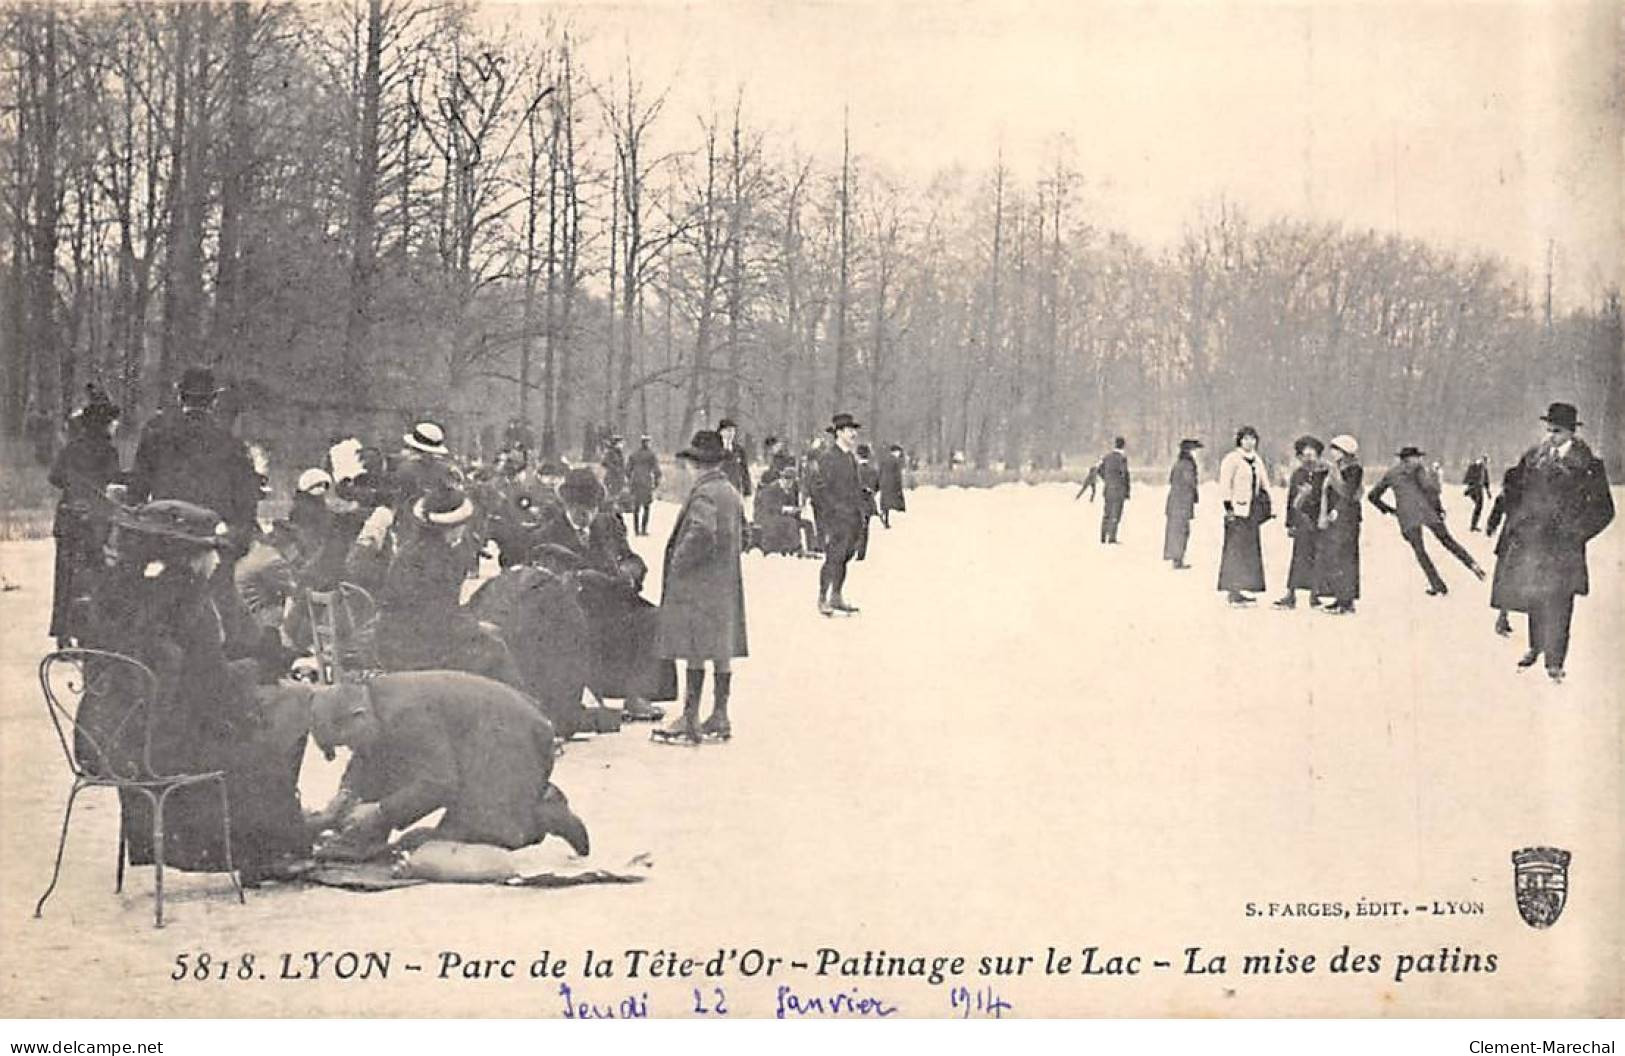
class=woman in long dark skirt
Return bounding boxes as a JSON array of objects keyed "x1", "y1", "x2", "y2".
[
  {"x1": 1216, "y1": 425, "x2": 1270, "y2": 606},
  {"x1": 1314, "y1": 435, "x2": 1364, "y2": 614},
  {"x1": 1274, "y1": 435, "x2": 1327, "y2": 609}
]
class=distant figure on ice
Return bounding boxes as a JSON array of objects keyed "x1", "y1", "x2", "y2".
[
  {"x1": 628, "y1": 435, "x2": 661, "y2": 537},
  {"x1": 600, "y1": 434, "x2": 629, "y2": 525},
  {"x1": 1275, "y1": 435, "x2": 1328, "y2": 610},
  {"x1": 1074, "y1": 458, "x2": 1102, "y2": 502},
  {"x1": 1463, "y1": 454, "x2": 1493, "y2": 532},
  {"x1": 1490, "y1": 402, "x2": 1614, "y2": 684},
  {"x1": 1484, "y1": 461, "x2": 1522, "y2": 637},
  {"x1": 718, "y1": 418, "x2": 753, "y2": 499},
  {"x1": 877, "y1": 443, "x2": 908, "y2": 528},
  {"x1": 652, "y1": 431, "x2": 748, "y2": 745},
  {"x1": 1314, "y1": 435, "x2": 1364, "y2": 614},
  {"x1": 855, "y1": 444, "x2": 881, "y2": 560},
  {"x1": 1217, "y1": 425, "x2": 1271, "y2": 606},
  {"x1": 1368, "y1": 445, "x2": 1484, "y2": 596},
  {"x1": 1098, "y1": 437, "x2": 1131, "y2": 544},
  {"x1": 811, "y1": 413, "x2": 867, "y2": 616},
  {"x1": 1163, "y1": 438, "x2": 1202, "y2": 570},
  {"x1": 49, "y1": 385, "x2": 123, "y2": 647}
]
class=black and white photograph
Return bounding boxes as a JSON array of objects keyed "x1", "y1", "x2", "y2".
[{"x1": 0, "y1": 0, "x2": 1620, "y2": 1031}]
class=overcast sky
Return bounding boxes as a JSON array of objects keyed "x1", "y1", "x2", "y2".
[{"x1": 487, "y1": 0, "x2": 1620, "y2": 306}]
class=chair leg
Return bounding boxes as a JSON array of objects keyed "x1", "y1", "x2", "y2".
[
  {"x1": 34, "y1": 782, "x2": 85, "y2": 918},
  {"x1": 152, "y1": 787, "x2": 169, "y2": 928},
  {"x1": 116, "y1": 825, "x2": 126, "y2": 893},
  {"x1": 216, "y1": 777, "x2": 244, "y2": 904}
]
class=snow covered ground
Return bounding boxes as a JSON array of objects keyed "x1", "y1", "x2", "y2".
[{"x1": 0, "y1": 481, "x2": 1618, "y2": 1017}]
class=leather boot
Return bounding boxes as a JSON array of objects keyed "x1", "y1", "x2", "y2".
[
  {"x1": 652, "y1": 667, "x2": 703, "y2": 744},
  {"x1": 700, "y1": 672, "x2": 732, "y2": 741}
]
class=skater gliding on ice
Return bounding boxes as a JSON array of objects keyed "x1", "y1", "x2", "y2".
[{"x1": 1368, "y1": 445, "x2": 1485, "y2": 596}]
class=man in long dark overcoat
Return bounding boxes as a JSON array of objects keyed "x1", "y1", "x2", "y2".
[
  {"x1": 810, "y1": 413, "x2": 866, "y2": 614},
  {"x1": 1099, "y1": 437, "x2": 1131, "y2": 543},
  {"x1": 627, "y1": 436, "x2": 662, "y2": 536},
  {"x1": 1490, "y1": 402, "x2": 1614, "y2": 682},
  {"x1": 652, "y1": 430, "x2": 747, "y2": 744}
]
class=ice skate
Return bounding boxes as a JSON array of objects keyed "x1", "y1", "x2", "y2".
[
  {"x1": 699, "y1": 713, "x2": 732, "y2": 742},
  {"x1": 651, "y1": 715, "x2": 701, "y2": 745},
  {"x1": 1516, "y1": 649, "x2": 1541, "y2": 671}
]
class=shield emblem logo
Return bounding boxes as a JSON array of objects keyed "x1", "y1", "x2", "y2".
[{"x1": 1512, "y1": 847, "x2": 1570, "y2": 929}]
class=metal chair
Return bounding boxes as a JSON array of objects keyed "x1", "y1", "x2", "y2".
[
  {"x1": 305, "y1": 582, "x2": 379, "y2": 684},
  {"x1": 35, "y1": 648, "x2": 245, "y2": 928}
]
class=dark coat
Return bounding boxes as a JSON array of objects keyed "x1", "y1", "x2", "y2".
[
  {"x1": 1490, "y1": 439, "x2": 1614, "y2": 610},
  {"x1": 753, "y1": 476, "x2": 803, "y2": 554},
  {"x1": 655, "y1": 468, "x2": 748, "y2": 660},
  {"x1": 1100, "y1": 449, "x2": 1131, "y2": 500},
  {"x1": 721, "y1": 443, "x2": 753, "y2": 497},
  {"x1": 130, "y1": 408, "x2": 260, "y2": 538},
  {"x1": 877, "y1": 453, "x2": 907, "y2": 513},
  {"x1": 335, "y1": 672, "x2": 566, "y2": 849},
  {"x1": 1314, "y1": 460, "x2": 1363, "y2": 600},
  {"x1": 1285, "y1": 463, "x2": 1328, "y2": 590},
  {"x1": 375, "y1": 529, "x2": 507, "y2": 679},
  {"x1": 49, "y1": 433, "x2": 122, "y2": 641},
  {"x1": 1165, "y1": 454, "x2": 1199, "y2": 520},
  {"x1": 531, "y1": 508, "x2": 675, "y2": 701},
  {"x1": 628, "y1": 447, "x2": 662, "y2": 502},
  {"x1": 466, "y1": 568, "x2": 592, "y2": 738},
  {"x1": 1464, "y1": 460, "x2": 1491, "y2": 497},
  {"x1": 84, "y1": 562, "x2": 308, "y2": 870},
  {"x1": 1368, "y1": 461, "x2": 1444, "y2": 533},
  {"x1": 601, "y1": 447, "x2": 629, "y2": 500},
  {"x1": 812, "y1": 444, "x2": 866, "y2": 532}
]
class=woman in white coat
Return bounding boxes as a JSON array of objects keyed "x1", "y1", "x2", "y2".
[{"x1": 1216, "y1": 425, "x2": 1271, "y2": 605}]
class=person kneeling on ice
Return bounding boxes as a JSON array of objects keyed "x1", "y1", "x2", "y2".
[
  {"x1": 652, "y1": 430, "x2": 748, "y2": 745},
  {"x1": 305, "y1": 671, "x2": 589, "y2": 857}
]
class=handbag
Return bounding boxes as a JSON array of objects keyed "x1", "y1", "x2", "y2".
[{"x1": 1251, "y1": 483, "x2": 1274, "y2": 525}]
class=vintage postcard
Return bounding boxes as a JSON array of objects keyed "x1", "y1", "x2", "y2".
[{"x1": 0, "y1": 0, "x2": 1619, "y2": 1022}]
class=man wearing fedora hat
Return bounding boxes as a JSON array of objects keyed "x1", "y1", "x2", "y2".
[
  {"x1": 1369, "y1": 444, "x2": 1485, "y2": 596},
  {"x1": 1163, "y1": 439, "x2": 1202, "y2": 569},
  {"x1": 374, "y1": 484, "x2": 523, "y2": 687},
  {"x1": 810, "y1": 413, "x2": 866, "y2": 615},
  {"x1": 652, "y1": 430, "x2": 748, "y2": 744},
  {"x1": 1490, "y1": 402, "x2": 1614, "y2": 683}
]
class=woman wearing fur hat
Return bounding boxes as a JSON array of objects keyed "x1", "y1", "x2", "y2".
[
  {"x1": 652, "y1": 430, "x2": 748, "y2": 744},
  {"x1": 48, "y1": 385, "x2": 123, "y2": 646},
  {"x1": 1314, "y1": 435, "x2": 1364, "y2": 614},
  {"x1": 83, "y1": 500, "x2": 311, "y2": 882}
]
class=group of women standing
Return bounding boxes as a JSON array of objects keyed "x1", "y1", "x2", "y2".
[{"x1": 1213, "y1": 426, "x2": 1364, "y2": 610}]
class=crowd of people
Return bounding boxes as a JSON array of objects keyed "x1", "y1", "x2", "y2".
[
  {"x1": 43, "y1": 366, "x2": 912, "y2": 885},
  {"x1": 1074, "y1": 402, "x2": 1614, "y2": 684}
]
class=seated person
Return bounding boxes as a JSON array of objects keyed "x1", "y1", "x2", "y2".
[
  {"x1": 306, "y1": 671, "x2": 589, "y2": 856},
  {"x1": 752, "y1": 467, "x2": 805, "y2": 555},
  {"x1": 374, "y1": 485, "x2": 522, "y2": 687},
  {"x1": 529, "y1": 468, "x2": 675, "y2": 721},
  {"x1": 84, "y1": 500, "x2": 311, "y2": 882}
]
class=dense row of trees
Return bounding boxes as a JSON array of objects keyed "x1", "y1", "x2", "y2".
[{"x1": 4, "y1": 1, "x2": 1620, "y2": 476}]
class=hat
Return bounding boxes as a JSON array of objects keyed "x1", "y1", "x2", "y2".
[
  {"x1": 718, "y1": 418, "x2": 739, "y2": 431},
  {"x1": 559, "y1": 467, "x2": 606, "y2": 507},
  {"x1": 1540, "y1": 402, "x2": 1581, "y2": 430},
  {"x1": 640, "y1": 434, "x2": 652, "y2": 443},
  {"x1": 1293, "y1": 434, "x2": 1325, "y2": 455},
  {"x1": 403, "y1": 421, "x2": 449, "y2": 456},
  {"x1": 1179, "y1": 438, "x2": 1204, "y2": 451},
  {"x1": 1396, "y1": 445, "x2": 1425, "y2": 459},
  {"x1": 830, "y1": 412, "x2": 861, "y2": 432},
  {"x1": 176, "y1": 367, "x2": 221, "y2": 402},
  {"x1": 296, "y1": 468, "x2": 334, "y2": 495},
  {"x1": 412, "y1": 485, "x2": 474, "y2": 527},
  {"x1": 678, "y1": 430, "x2": 730, "y2": 464},
  {"x1": 116, "y1": 499, "x2": 233, "y2": 549},
  {"x1": 1328, "y1": 434, "x2": 1359, "y2": 456}
]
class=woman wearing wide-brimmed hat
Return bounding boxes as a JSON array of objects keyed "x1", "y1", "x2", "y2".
[
  {"x1": 652, "y1": 430, "x2": 748, "y2": 744},
  {"x1": 82, "y1": 499, "x2": 312, "y2": 882},
  {"x1": 374, "y1": 484, "x2": 523, "y2": 687},
  {"x1": 48, "y1": 385, "x2": 124, "y2": 646},
  {"x1": 1216, "y1": 425, "x2": 1271, "y2": 605}
]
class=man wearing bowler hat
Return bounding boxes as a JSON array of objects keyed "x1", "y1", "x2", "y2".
[
  {"x1": 1489, "y1": 402, "x2": 1614, "y2": 683},
  {"x1": 717, "y1": 418, "x2": 752, "y2": 499},
  {"x1": 810, "y1": 413, "x2": 866, "y2": 615},
  {"x1": 1369, "y1": 444, "x2": 1485, "y2": 596}
]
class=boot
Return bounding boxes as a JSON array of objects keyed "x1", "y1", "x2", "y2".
[
  {"x1": 1494, "y1": 612, "x2": 1512, "y2": 637},
  {"x1": 1271, "y1": 593, "x2": 1297, "y2": 610},
  {"x1": 1516, "y1": 649, "x2": 1541, "y2": 670},
  {"x1": 831, "y1": 593, "x2": 860, "y2": 613},
  {"x1": 620, "y1": 695, "x2": 665, "y2": 723},
  {"x1": 537, "y1": 784, "x2": 591, "y2": 855},
  {"x1": 699, "y1": 672, "x2": 732, "y2": 742},
  {"x1": 1469, "y1": 562, "x2": 1487, "y2": 581},
  {"x1": 652, "y1": 667, "x2": 703, "y2": 744}
]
